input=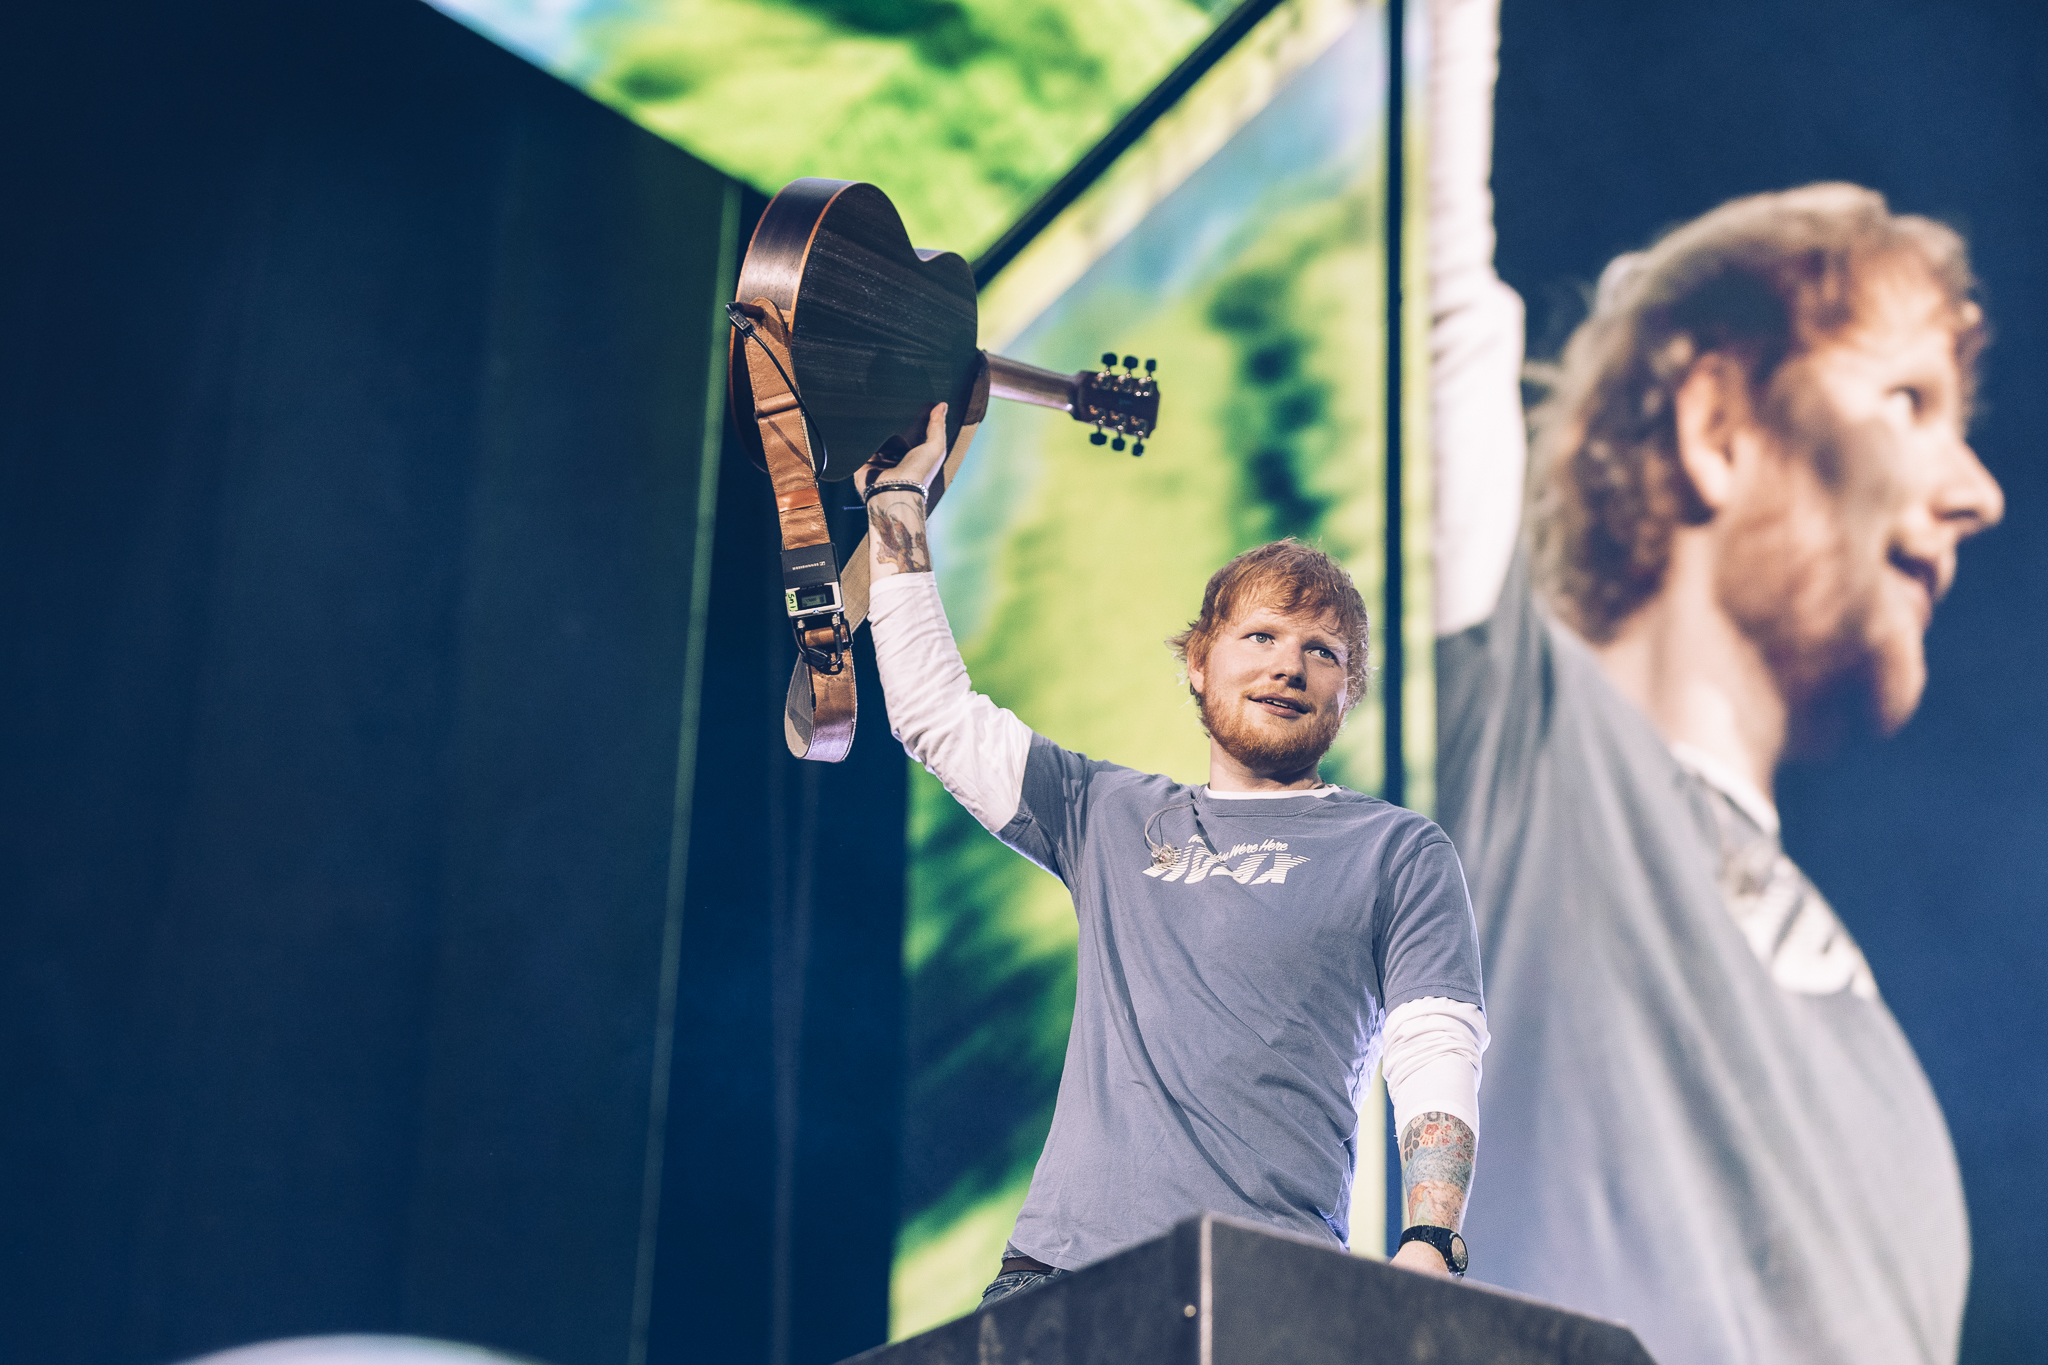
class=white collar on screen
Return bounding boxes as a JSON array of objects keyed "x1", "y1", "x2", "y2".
[
  {"x1": 1669, "y1": 741, "x2": 1779, "y2": 836},
  {"x1": 1202, "y1": 784, "x2": 1340, "y2": 800}
]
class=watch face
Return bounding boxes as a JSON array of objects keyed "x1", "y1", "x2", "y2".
[{"x1": 1447, "y1": 1232, "x2": 1469, "y2": 1275}]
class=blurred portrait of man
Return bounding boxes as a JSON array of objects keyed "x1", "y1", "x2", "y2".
[{"x1": 1425, "y1": 2, "x2": 2003, "y2": 1362}]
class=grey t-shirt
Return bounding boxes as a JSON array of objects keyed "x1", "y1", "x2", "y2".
[
  {"x1": 997, "y1": 737, "x2": 1484, "y2": 1271},
  {"x1": 1441, "y1": 563, "x2": 1968, "y2": 1365}
]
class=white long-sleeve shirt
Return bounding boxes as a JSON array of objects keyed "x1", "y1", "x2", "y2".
[{"x1": 1429, "y1": 0, "x2": 1527, "y2": 640}]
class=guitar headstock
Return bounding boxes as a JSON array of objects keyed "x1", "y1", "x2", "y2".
[{"x1": 1077, "y1": 353, "x2": 1160, "y2": 455}]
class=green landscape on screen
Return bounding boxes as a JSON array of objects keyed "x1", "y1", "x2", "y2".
[{"x1": 430, "y1": 0, "x2": 1246, "y2": 255}]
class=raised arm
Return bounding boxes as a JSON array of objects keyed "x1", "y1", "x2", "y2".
[
  {"x1": 863, "y1": 404, "x2": 1036, "y2": 833},
  {"x1": 1430, "y1": 0, "x2": 1528, "y2": 637}
]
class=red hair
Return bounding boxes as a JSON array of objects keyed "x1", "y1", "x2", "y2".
[
  {"x1": 1168, "y1": 539, "x2": 1371, "y2": 709},
  {"x1": 1532, "y1": 182, "x2": 1984, "y2": 640}
]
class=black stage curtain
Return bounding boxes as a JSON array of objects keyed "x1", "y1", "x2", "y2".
[
  {"x1": 1493, "y1": 3, "x2": 2048, "y2": 1360},
  {"x1": 0, "y1": 3, "x2": 902, "y2": 1364}
]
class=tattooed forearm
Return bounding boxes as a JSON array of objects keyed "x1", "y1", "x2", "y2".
[
  {"x1": 868, "y1": 494, "x2": 932, "y2": 575},
  {"x1": 1399, "y1": 1110, "x2": 1476, "y2": 1230}
]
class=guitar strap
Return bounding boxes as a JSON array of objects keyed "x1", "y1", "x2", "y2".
[
  {"x1": 740, "y1": 297, "x2": 991, "y2": 762},
  {"x1": 738, "y1": 297, "x2": 859, "y2": 763}
]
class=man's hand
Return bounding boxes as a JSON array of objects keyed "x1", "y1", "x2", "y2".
[
  {"x1": 857, "y1": 402, "x2": 950, "y2": 500},
  {"x1": 1390, "y1": 1238, "x2": 1453, "y2": 1278}
]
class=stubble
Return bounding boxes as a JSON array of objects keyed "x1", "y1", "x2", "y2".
[
  {"x1": 1719, "y1": 382, "x2": 1915, "y2": 753},
  {"x1": 1197, "y1": 689, "x2": 1344, "y2": 777}
]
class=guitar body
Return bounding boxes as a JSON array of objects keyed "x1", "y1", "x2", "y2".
[
  {"x1": 726, "y1": 176, "x2": 1158, "y2": 761},
  {"x1": 731, "y1": 179, "x2": 982, "y2": 483}
]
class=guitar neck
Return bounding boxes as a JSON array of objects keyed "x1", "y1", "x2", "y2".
[
  {"x1": 986, "y1": 351, "x2": 1160, "y2": 443},
  {"x1": 986, "y1": 352, "x2": 1078, "y2": 413}
]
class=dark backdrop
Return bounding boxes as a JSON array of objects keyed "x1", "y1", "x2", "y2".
[
  {"x1": 1494, "y1": 2, "x2": 2048, "y2": 1359},
  {"x1": 0, "y1": 3, "x2": 903, "y2": 1364}
]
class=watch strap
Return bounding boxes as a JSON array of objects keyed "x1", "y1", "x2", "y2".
[{"x1": 1397, "y1": 1224, "x2": 1468, "y2": 1276}]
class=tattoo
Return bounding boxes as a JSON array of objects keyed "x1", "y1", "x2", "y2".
[
  {"x1": 868, "y1": 495, "x2": 931, "y2": 574},
  {"x1": 1399, "y1": 1110, "x2": 1476, "y2": 1231}
]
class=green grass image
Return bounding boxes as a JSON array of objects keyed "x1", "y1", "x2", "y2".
[{"x1": 580, "y1": 0, "x2": 1234, "y2": 254}]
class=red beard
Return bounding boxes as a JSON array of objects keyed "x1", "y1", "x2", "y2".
[{"x1": 1196, "y1": 689, "x2": 1344, "y2": 778}]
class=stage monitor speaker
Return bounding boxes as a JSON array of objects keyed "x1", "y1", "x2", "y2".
[{"x1": 844, "y1": 1214, "x2": 1657, "y2": 1364}]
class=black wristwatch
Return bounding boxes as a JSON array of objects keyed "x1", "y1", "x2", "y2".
[{"x1": 1397, "y1": 1225, "x2": 1468, "y2": 1277}]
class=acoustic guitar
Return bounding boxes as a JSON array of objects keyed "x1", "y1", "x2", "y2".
[{"x1": 728, "y1": 177, "x2": 1162, "y2": 762}]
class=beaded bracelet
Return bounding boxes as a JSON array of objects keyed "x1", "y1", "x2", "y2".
[{"x1": 863, "y1": 480, "x2": 930, "y2": 508}]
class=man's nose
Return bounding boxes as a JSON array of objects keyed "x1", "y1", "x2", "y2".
[{"x1": 1936, "y1": 438, "x2": 2004, "y2": 537}]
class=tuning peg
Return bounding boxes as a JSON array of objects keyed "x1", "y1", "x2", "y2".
[
  {"x1": 1101, "y1": 352, "x2": 1117, "y2": 367},
  {"x1": 1122, "y1": 355, "x2": 1138, "y2": 370},
  {"x1": 1090, "y1": 430, "x2": 1108, "y2": 446},
  {"x1": 1111, "y1": 436, "x2": 1126, "y2": 452},
  {"x1": 1144, "y1": 358, "x2": 1156, "y2": 374},
  {"x1": 1132, "y1": 441, "x2": 1145, "y2": 457}
]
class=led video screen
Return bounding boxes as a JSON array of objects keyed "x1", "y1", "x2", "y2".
[{"x1": 430, "y1": 0, "x2": 1251, "y2": 254}]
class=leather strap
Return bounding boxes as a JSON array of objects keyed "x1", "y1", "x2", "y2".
[
  {"x1": 737, "y1": 322, "x2": 993, "y2": 763},
  {"x1": 779, "y1": 354, "x2": 990, "y2": 760},
  {"x1": 1000, "y1": 1254, "x2": 1057, "y2": 1276},
  {"x1": 739, "y1": 297, "x2": 857, "y2": 763}
]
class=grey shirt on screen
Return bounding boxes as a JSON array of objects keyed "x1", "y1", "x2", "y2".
[
  {"x1": 997, "y1": 738, "x2": 1485, "y2": 1271},
  {"x1": 1442, "y1": 562, "x2": 1969, "y2": 1365}
]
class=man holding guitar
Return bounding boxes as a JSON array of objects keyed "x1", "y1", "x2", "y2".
[{"x1": 859, "y1": 407, "x2": 1489, "y2": 1303}]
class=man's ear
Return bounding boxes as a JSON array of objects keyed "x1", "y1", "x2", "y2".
[
  {"x1": 1185, "y1": 639, "x2": 1208, "y2": 696},
  {"x1": 1671, "y1": 353, "x2": 1755, "y2": 515}
]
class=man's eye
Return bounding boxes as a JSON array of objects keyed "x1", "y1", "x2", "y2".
[
  {"x1": 1248, "y1": 632, "x2": 1274, "y2": 644},
  {"x1": 1889, "y1": 386, "x2": 1926, "y2": 419},
  {"x1": 1310, "y1": 647, "x2": 1337, "y2": 661}
]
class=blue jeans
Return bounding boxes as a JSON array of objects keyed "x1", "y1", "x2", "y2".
[{"x1": 978, "y1": 1265, "x2": 1067, "y2": 1309}]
